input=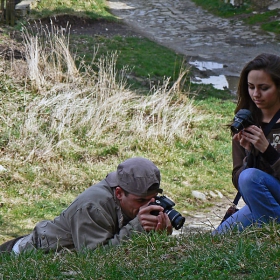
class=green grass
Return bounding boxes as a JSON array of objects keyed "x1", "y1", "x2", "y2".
[
  {"x1": 1, "y1": 226, "x2": 280, "y2": 279},
  {"x1": 0, "y1": 1, "x2": 235, "y2": 238},
  {"x1": 262, "y1": 20, "x2": 280, "y2": 33},
  {"x1": 0, "y1": 0, "x2": 279, "y2": 277},
  {"x1": 191, "y1": 0, "x2": 251, "y2": 17},
  {"x1": 244, "y1": 9, "x2": 278, "y2": 24},
  {"x1": 242, "y1": 9, "x2": 280, "y2": 34},
  {"x1": 2, "y1": 0, "x2": 236, "y2": 239},
  {"x1": 30, "y1": 0, "x2": 116, "y2": 21},
  {"x1": 0, "y1": 9, "x2": 236, "y2": 236},
  {"x1": 72, "y1": 35, "x2": 185, "y2": 90},
  {"x1": 192, "y1": 0, "x2": 280, "y2": 35}
]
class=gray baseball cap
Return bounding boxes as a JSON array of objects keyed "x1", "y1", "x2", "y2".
[{"x1": 105, "y1": 157, "x2": 162, "y2": 197}]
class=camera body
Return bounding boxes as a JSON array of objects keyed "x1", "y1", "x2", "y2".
[
  {"x1": 230, "y1": 109, "x2": 254, "y2": 134},
  {"x1": 149, "y1": 195, "x2": 185, "y2": 230}
]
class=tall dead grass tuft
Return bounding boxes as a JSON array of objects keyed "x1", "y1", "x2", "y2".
[
  {"x1": 130, "y1": 71, "x2": 194, "y2": 142},
  {"x1": 22, "y1": 20, "x2": 80, "y2": 91},
  {"x1": 7, "y1": 23, "x2": 196, "y2": 161}
]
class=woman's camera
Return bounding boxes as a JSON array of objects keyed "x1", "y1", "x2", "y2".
[
  {"x1": 231, "y1": 109, "x2": 254, "y2": 134},
  {"x1": 149, "y1": 195, "x2": 185, "y2": 230}
]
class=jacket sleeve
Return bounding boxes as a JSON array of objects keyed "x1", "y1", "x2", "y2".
[
  {"x1": 261, "y1": 143, "x2": 280, "y2": 180},
  {"x1": 270, "y1": 158, "x2": 280, "y2": 180},
  {"x1": 232, "y1": 133, "x2": 280, "y2": 188},
  {"x1": 70, "y1": 204, "x2": 145, "y2": 251},
  {"x1": 232, "y1": 138, "x2": 247, "y2": 190}
]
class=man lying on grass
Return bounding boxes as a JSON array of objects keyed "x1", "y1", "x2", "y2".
[{"x1": 0, "y1": 157, "x2": 172, "y2": 254}]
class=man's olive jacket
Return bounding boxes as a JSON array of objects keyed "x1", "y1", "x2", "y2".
[{"x1": 18, "y1": 179, "x2": 145, "y2": 253}]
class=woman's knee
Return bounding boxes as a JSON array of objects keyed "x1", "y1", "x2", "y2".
[{"x1": 238, "y1": 168, "x2": 261, "y2": 193}]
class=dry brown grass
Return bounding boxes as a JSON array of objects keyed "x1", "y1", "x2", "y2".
[{"x1": 1, "y1": 23, "x2": 197, "y2": 163}]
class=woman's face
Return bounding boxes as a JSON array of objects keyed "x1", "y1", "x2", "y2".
[{"x1": 248, "y1": 69, "x2": 280, "y2": 112}]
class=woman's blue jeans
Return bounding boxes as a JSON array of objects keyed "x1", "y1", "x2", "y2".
[{"x1": 213, "y1": 168, "x2": 280, "y2": 234}]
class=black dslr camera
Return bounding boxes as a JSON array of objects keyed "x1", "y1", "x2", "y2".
[
  {"x1": 149, "y1": 195, "x2": 185, "y2": 230},
  {"x1": 230, "y1": 109, "x2": 254, "y2": 134}
]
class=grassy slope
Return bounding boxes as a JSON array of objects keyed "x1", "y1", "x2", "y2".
[
  {"x1": 1, "y1": 0, "x2": 280, "y2": 278},
  {"x1": 0, "y1": 0, "x2": 238, "y2": 240},
  {"x1": 192, "y1": 0, "x2": 280, "y2": 35}
]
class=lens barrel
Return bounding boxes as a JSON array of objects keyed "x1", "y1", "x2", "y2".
[
  {"x1": 230, "y1": 109, "x2": 254, "y2": 134},
  {"x1": 165, "y1": 209, "x2": 186, "y2": 230},
  {"x1": 230, "y1": 118, "x2": 244, "y2": 133}
]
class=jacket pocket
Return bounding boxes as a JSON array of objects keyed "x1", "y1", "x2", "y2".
[{"x1": 35, "y1": 221, "x2": 50, "y2": 249}]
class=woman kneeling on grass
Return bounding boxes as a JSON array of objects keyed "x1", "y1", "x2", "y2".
[{"x1": 214, "y1": 53, "x2": 280, "y2": 234}]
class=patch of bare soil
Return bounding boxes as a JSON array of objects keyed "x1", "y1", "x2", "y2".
[
  {"x1": 0, "y1": 15, "x2": 143, "y2": 60},
  {"x1": 38, "y1": 15, "x2": 144, "y2": 38},
  {"x1": 0, "y1": 27, "x2": 25, "y2": 60}
]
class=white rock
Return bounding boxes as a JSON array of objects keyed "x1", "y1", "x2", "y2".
[
  {"x1": 192, "y1": 190, "x2": 206, "y2": 201},
  {"x1": 209, "y1": 190, "x2": 218, "y2": 198},
  {"x1": 215, "y1": 190, "x2": 223, "y2": 198},
  {"x1": 268, "y1": 2, "x2": 280, "y2": 11},
  {"x1": 0, "y1": 165, "x2": 7, "y2": 172}
]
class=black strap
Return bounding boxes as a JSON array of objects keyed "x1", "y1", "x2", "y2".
[
  {"x1": 233, "y1": 192, "x2": 241, "y2": 206},
  {"x1": 263, "y1": 109, "x2": 280, "y2": 136},
  {"x1": 233, "y1": 108, "x2": 280, "y2": 206}
]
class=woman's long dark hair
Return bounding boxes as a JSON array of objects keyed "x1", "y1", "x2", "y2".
[{"x1": 235, "y1": 53, "x2": 280, "y2": 126}]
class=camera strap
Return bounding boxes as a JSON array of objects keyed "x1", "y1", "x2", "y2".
[
  {"x1": 232, "y1": 108, "x2": 280, "y2": 207},
  {"x1": 262, "y1": 108, "x2": 280, "y2": 137}
]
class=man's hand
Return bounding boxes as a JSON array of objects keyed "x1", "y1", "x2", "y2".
[
  {"x1": 137, "y1": 202, "x2": 172, "y2": 235},
  {"x1": 155, "y1": 212, "x2": 173, "y2": 235}
]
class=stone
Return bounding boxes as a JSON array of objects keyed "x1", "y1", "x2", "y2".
[
  {"x1": 215, "y1": 190, "x2": 224, "y2": 198},
  {"x1": 192, "y1": 190, "x2": 206, "y2": 201},
  {"x1": 209, "y1": 190, "x2": 218, "y2": 198},
  {"x1": 0, "y1": 165, "x2": 7, "y2": 172}
]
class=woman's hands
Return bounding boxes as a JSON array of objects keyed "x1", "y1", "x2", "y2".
[{"x1": 233, "y1": 125, "x2": 269, "y2": 153}]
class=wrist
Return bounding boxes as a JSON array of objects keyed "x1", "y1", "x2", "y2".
[
  {"x1": 260, "y1": 142, "x2": 269, "y2": 153},
  {"x1": 261, "y1": 143, "x2": 280, "y2": 165}
]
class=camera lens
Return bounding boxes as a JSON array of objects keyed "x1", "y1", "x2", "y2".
[
  {"x1": 230, "y1": 119, "x2": 243, "y2": 134},
  {"x1": 165, "y1": 209, "x2": 186, "y2": 230},
  {"x1": 230, "y1": 109, "x2": 254, "y2": 134}
]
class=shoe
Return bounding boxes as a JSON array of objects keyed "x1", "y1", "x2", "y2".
[{"x1": 0, "y1": 236, "x2": 25, "y2": 253}]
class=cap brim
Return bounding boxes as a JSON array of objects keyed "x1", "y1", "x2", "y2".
[
  {"x1": 123, "y1": 185, "x2": 163, "y2": 197},
  {"x1": 145, "y1": 187, "x2": 163, "y2": 196},
  {"x1": 105, "y1": 171, "x2": 163, "y2": 197}
]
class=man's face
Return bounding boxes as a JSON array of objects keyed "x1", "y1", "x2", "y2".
[{"x1": 115, "y1": 187, "x2": 157, "y2": 219}]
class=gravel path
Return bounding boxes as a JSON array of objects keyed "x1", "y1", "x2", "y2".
[{"x1": 108, "y1": 0, "x2": 280, "y2": 92}]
